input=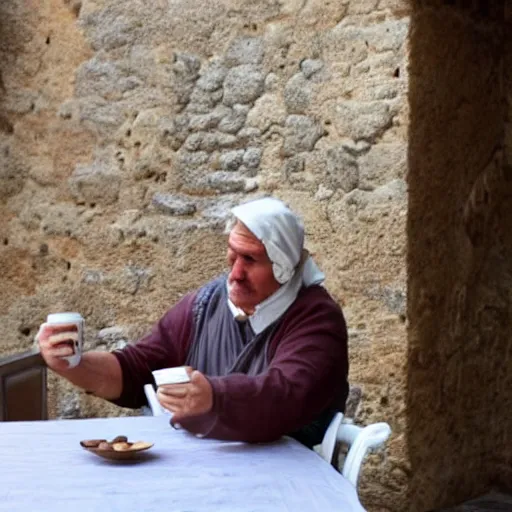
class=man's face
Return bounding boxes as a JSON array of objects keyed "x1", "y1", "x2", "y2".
[{"x1": 227, "y1": 221, "x2": 281, "y2": 314}]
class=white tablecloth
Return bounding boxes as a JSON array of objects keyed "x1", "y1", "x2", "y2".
[{"x1": 0, "y1": 415, "x2": 365, "y2": 511}]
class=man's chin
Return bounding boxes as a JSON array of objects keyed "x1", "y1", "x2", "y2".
[{"x1": 228, "y1": 290, "x2": 251, "y2": 310}]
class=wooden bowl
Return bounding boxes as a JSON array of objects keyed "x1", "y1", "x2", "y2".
[{"x1": 80, "y1": 439, "x2": 154, "y2": 460}]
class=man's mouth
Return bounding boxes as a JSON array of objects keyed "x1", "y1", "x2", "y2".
[{"x1": 228, "y1": 281, "x2": 251, "y2": 295}]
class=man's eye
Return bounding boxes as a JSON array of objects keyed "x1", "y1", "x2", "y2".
[{"x1": 243, "y1": 255, "x2": 255, "y2": 263}]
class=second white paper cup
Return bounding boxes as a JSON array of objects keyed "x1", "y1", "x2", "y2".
[{"x1": 152, "y1": 366, "x2": 191, "y2": 386}]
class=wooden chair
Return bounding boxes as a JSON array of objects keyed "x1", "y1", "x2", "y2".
[{"x1": 0, "y1": 350, "x2": 48, "y2": 421}]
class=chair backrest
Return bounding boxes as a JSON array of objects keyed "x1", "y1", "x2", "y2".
[
  {"x1": 338, "y1": 421, "x2": 391, "y2": 488},
  {"x1": 319, "y1": 412, "x2": 392, "y2": 489},
  {"x1": 0, "y1": 350, "x2": 47, "y2": 421},
  {"x1": 144, "y1": 383, "x2": 168, "y2": 416},
  {"x1": 319, "y1": 411, "x2": 344, "y2": 463}
]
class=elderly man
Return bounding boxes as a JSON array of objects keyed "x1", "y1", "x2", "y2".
[{"x1": 37, "y1": 197, "x2": 348, "y2": 447}]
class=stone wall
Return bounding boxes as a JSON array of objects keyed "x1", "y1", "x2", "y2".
[
  {"x1": 0, "y1": 1, "x2": 410, "y2": 509},
  {"x1": 407, "y1": 1, "x2": 512, "y2": 510}
]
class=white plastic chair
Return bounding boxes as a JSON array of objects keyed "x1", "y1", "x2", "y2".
[
  {"x1": 318, "y1": 411, "x2": 392, "y2": 489},
  {"x1": 143, "y1": 384, "x2": 167, "y2": 416},
  {"x1": 144, "y1": 384, "x2": 391, "y2": 490}
]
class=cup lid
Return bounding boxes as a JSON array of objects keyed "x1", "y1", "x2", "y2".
[{"x1": 47, "y1": 312, "x2": 83, "y2": 324}]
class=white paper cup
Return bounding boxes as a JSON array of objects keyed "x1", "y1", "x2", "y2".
[
  {"x1": 152, "y1": 367, "x2": 191, "y2": 386},
  {"x1": 46, "y1": 312, "x2": 84, "y2": 368}
]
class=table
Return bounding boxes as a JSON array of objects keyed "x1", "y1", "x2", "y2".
[{"x1": 0, "y1": 415, "x2": 365, "y2": 511}]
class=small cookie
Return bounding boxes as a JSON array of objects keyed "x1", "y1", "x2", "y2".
[
  {"x1": 80, "y1": 439, "x2": 106, "y2": 448},
  {"x1": 111, "y1": 435, "x2": 128, "y2": 443},
  {"x1": 130, "y1": 441, "x2": 153, "y2": 450},
  {"x1": 112, "y1": 442, "x2": 132, "y2": 452}
]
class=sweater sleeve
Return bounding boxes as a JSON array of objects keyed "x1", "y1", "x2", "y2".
[
  {"x1": 177, "y1": 290, "x2": 348, "y2": 443},
  {"x1": 110, "y1": 292, "x2": 196, "y2": 409}
]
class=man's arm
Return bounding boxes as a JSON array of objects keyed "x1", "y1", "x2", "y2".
[
  {"x1": 56, "y1": 352, "x2": 123, "y2": 400},
  {"x1": 176, "y1": 292, "x2": 349, "y2": 443},
  {"x1": 37, "y1": 292, "x2": 196, "y2": 406},
  {"x1": 37, "y1": 323, "x2": 123, "y2": 400},
  {"x1": 109, "y1": 292, "x2": 196, "y2": 409}
]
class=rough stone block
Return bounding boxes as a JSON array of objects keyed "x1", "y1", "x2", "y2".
[
  {"x1": 283, "y1": 115, "x2": 324, "y2": 156},
  {"x1": 201, "y1": 197, "x2": 239, "y2": 224},
  {"x1": 159, "y1": 115, "x2": 190, "y2": 149},
  {"x1": 216, "y1": 132, "x2": 238, "y2": 148},
  {"x1": 152, "y1": 193, "x2": 197, "y2": 216},
  {"x1": 95, "y1": 326, "x2": 128, "y2": 351},
  {"x1": 326, "y1": 146, "x2": 359, "y2": 192},
  {"x1": 76, "y1": 57, "x2": 141, "y2": 99},
  {"x1": 188, "y1": 112, "x2": 223, "y2": 132},
  {"x1": 218, "y1": 104, "x2": 249, "y2": 133},
  {"x1": 205, "y1": 172, "x2": 257, "y2": 193},
  {"x1": 107, "y1": 265, "x2": 154, "y2": 295},
  {"x1": 243, "y1": 147, "x2": 262, "y2": 169},
  {"x1": 177, "y1": 150, "x2": 210, "y2": 170},
  {"x1": 187, "y1": 87, "x2": 221, "y2": 113},
  {"x1": 78, "y1": 97, "x2": 125, "y2": 132},
  {"x1": 80, "y1": 8, "x2": 135, "y2": 51},
  {"x1": 236, "y1": 127, "x2": 262, "y2": 147},
  {"x1": 334, "y1": 100, "x2": 393, "y2": 141},
  {"x1": 172, "y1": 52, "x2": 201, "y2": 81},
  {"x1": 246, "y1": 93, "x2": 286, "y2": 132},
  {"x1": 300, "y1": 58, "x2": 324, "y2": 79},
  {"x1": 197, "y1": 60, "x2": 228, "y2": 92},
  {"x1": 225, "y1": 36, "x2": 264, "y2": 67},
  {"x1": 0, "y1": 152, "x2": 27, "y2": 200},
  {"x1": 39, "y1": 204, "x2": 83, "y2": 237},
  {"x1": 223, "y1": 65, "x2": 265, "y2": 106},
  {"x1": 184, "y1": 132, "x2": 212, "y2": 152},
  {"x1": 314, "y1": 184, "x2": 334, "y2": 201},
  {"x1": 283, "y1": 154, "x2": 305, "y2": 177},
  {"x1": 219, "y1": 150, "x2": 245, "y2": 171},
  {"x1": 69, "y1": 162, "x2": 121, "y2": 205},
  {"x1": 358, "y1": 142, "x2": 407, "y2": 188},
  {"x1": 284, "y1": 73, "x2": 312, "y2": 114}
]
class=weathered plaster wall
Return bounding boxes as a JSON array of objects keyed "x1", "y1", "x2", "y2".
[
  {"x1": 0, "y1": 1, "x2": 410, "y2": 509},
  {"x1": 407, "y1": 1, "x2": 512, "y2": 510}
]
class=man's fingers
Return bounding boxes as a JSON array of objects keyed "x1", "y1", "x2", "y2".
[
  {"x1": 35, "y1": 323, "x2": 50, "y2": 343},
  {"x1": 190, "y1": 370, "x2": 205, "y2": 384},
  {"x1": 51, "y1": 345, "x2": 75, "y2": 357},
  {"x1": 157, "y1": 394, "x2": 183, "y2": 413},
  {"x1": 158, "y1": 384, "x2": 188, "y2": 398},
  {"x1": 37, "y1": 323, "x2": 78, "y2": 344},
  {"x1": 172, "y1": 412, "x2": 184, "y2": 424}
]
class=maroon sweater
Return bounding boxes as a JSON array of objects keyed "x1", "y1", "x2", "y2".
[{"x1": 112, "y1": 282, "x2": 348, "y2": 443}]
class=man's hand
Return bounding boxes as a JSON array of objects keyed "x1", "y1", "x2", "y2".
[
  {"x1": 36, "y1": 323, "x2": 78, "y2": 372},
  {"x1": 157, "y1": 370, "x2": 213, "y2": 422}
]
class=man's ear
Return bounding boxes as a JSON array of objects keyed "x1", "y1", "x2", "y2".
[{"x1": 272, "y1": 261, "x2": 293, "y2": 284}]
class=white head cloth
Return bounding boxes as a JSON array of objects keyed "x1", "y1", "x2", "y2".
[{"x1": 228, "y1": 197, "x2": 325, "y2": 333}]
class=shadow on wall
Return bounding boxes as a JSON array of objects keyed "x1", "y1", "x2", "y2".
[
  {"x1": 407, "y1": 1, "x2": 512, "y2": 510},
  {"x1": 0, "y1": 3, "x2": 27, "y2": 198},
  {"x1": 0, "y1": 5, "x2": 14, "y2": 136}
]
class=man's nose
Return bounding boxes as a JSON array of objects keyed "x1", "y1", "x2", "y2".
[{"x1": 230, "y1": 257, "x2": 245, "y2": 280}]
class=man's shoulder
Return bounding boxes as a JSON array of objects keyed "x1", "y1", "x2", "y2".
[
  {"x1": 286, "y1": 284, "x2": 345, "y2": 323},
  {"x1": 296, "y1": 285, "x2": 342, "y2": 309},
  {"x1": 192, "y1": 275, "x2": 227, "y2": 321}
]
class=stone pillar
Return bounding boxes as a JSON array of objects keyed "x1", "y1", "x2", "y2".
[{"x1": 407, "y1": 1, "x2": 511, "y2": 509}]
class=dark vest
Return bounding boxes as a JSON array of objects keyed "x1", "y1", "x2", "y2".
[{"x1": 186, "y1": 276, "x2": 277, "y2": 376}]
